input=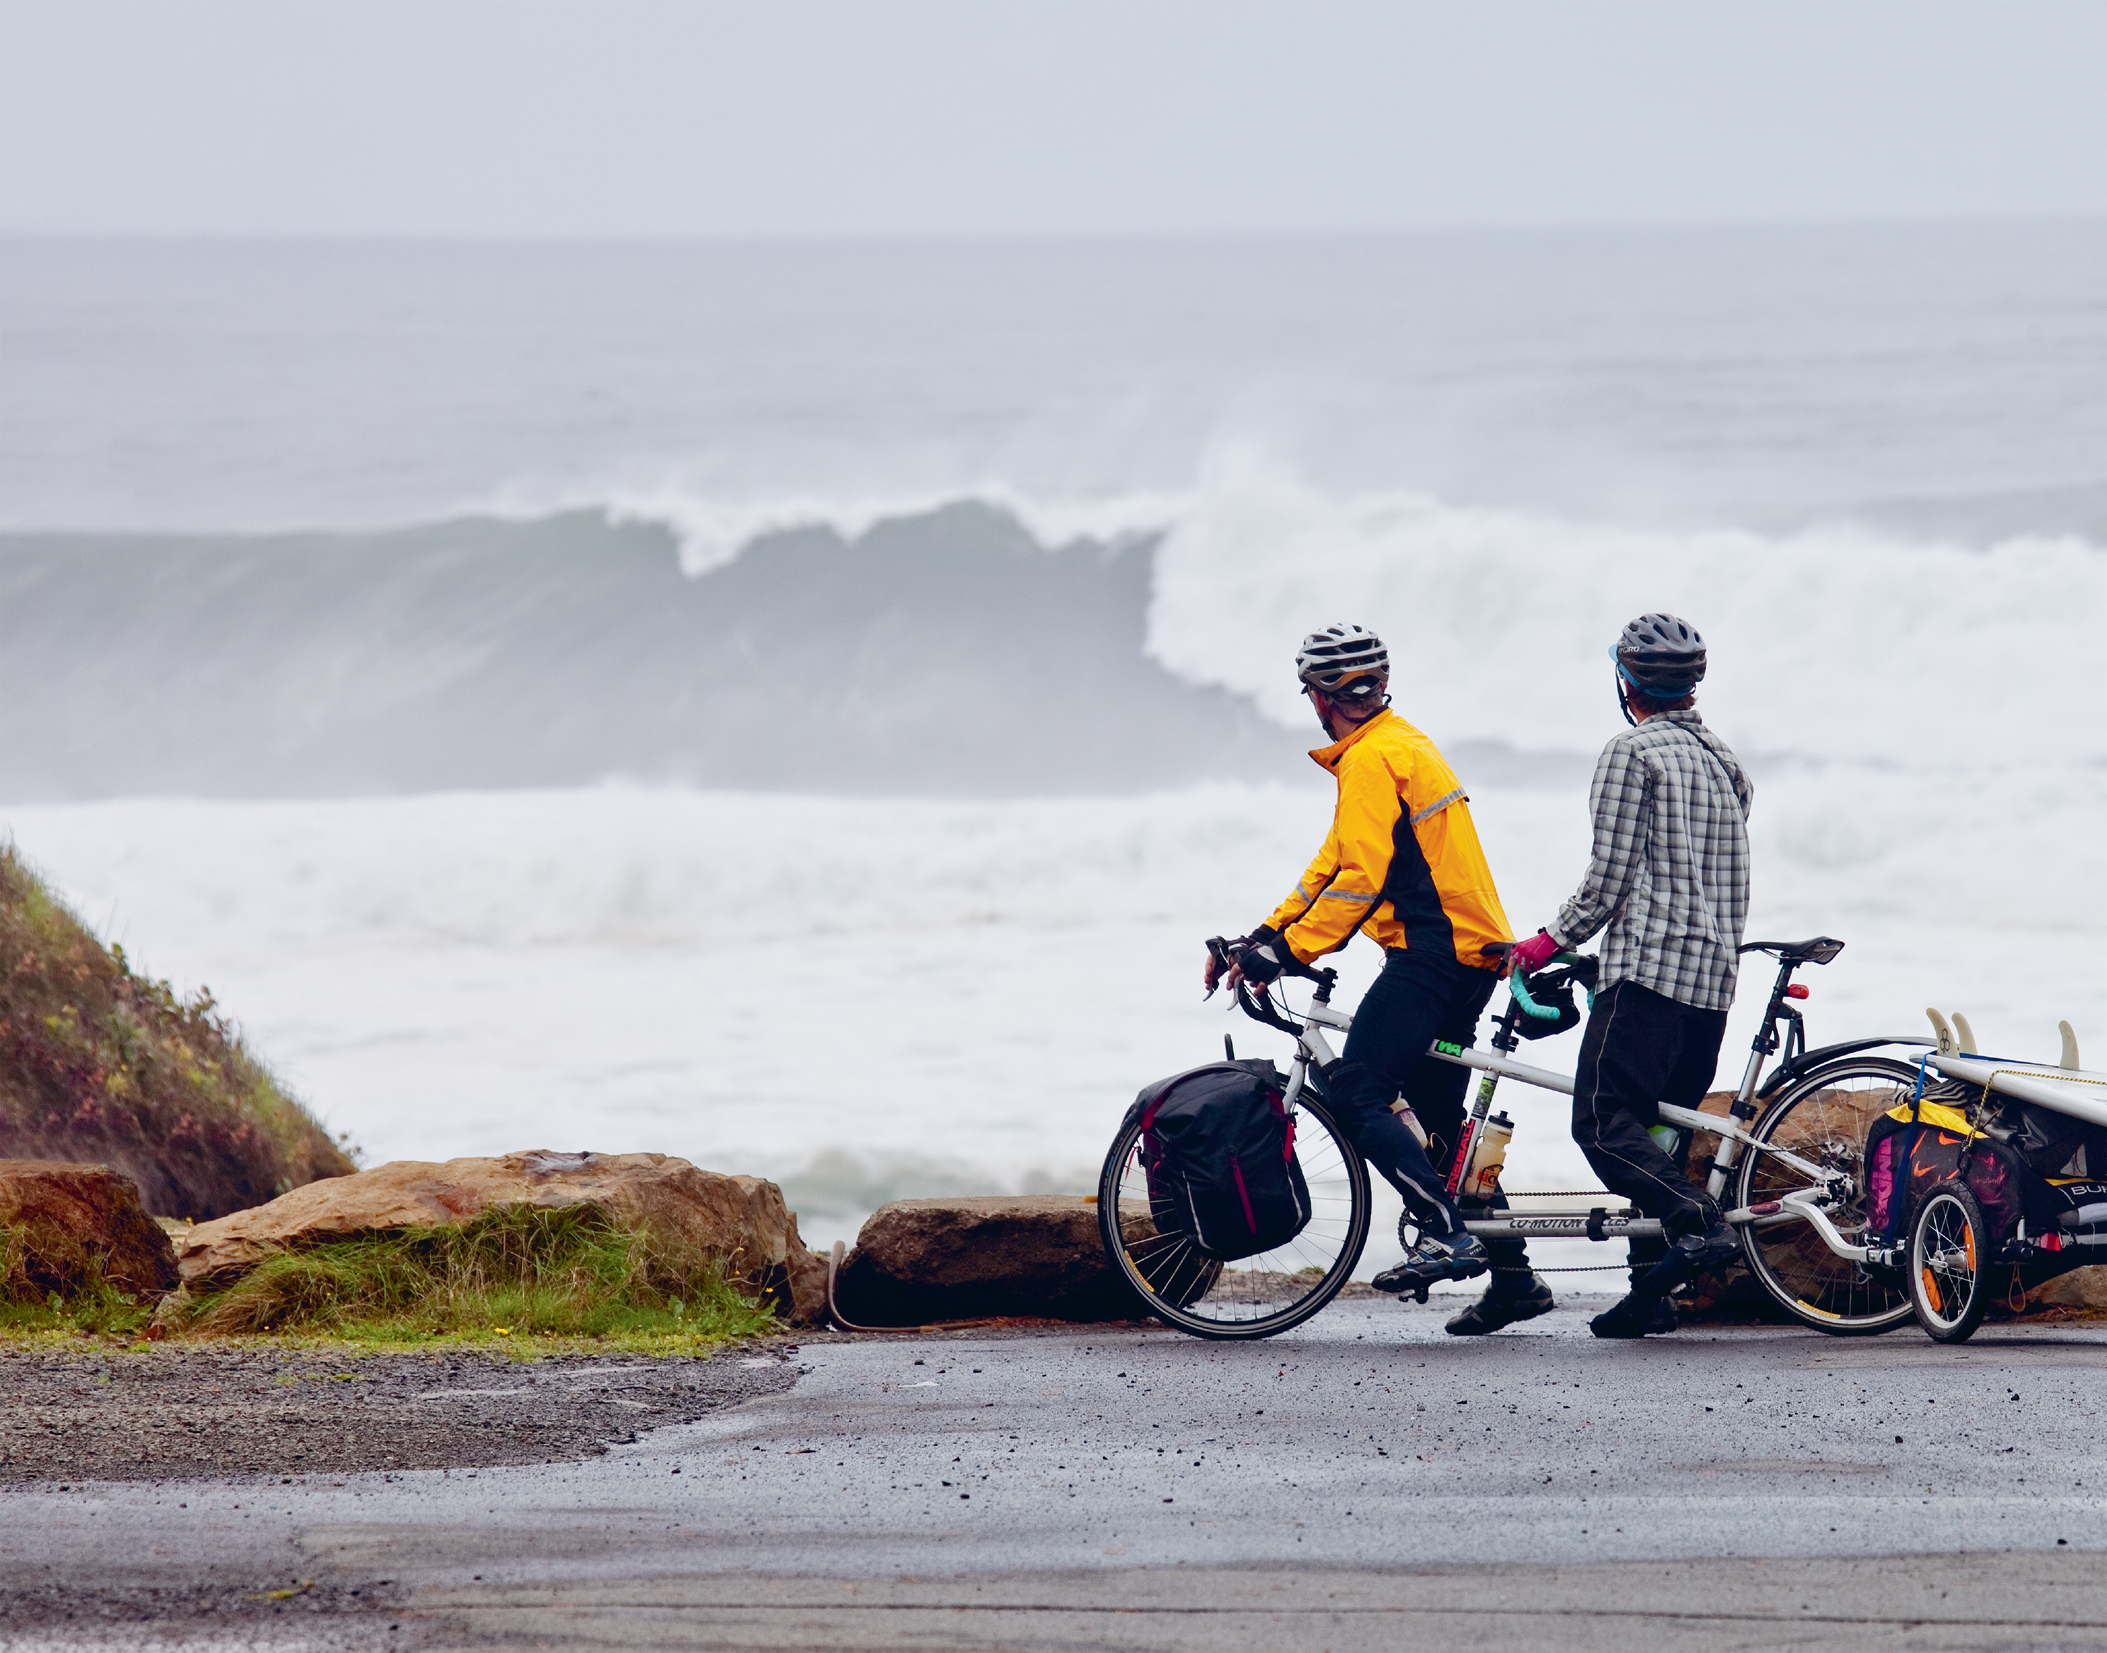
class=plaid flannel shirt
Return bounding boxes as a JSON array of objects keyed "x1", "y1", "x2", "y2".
[{"x1": 1550, "y1": 709, "x2": 1753, "y2": 1011}]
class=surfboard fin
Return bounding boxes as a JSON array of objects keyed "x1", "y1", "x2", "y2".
[
  {"x1": 1952, "y1": 1012, "x2": 1978, "y2": 1055},
  {"x1": 2061, "y1": 1020, "x2": 2081, "y2": 1071},
  {"x1": 1926, "y1": 1008, "x2": 1957, "y2": 1057}
]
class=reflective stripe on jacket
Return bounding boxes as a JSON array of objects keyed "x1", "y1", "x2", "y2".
[{"x1": 1261, "y1": 709, "x2": 1512, "y2": 971}]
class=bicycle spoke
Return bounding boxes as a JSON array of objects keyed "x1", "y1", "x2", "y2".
[{"x1": 1737, "y1": 1058, "x2": 1915, "y2": 1334}]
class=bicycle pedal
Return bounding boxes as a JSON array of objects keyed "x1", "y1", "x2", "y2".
[{"x1": 1412, "y1": 1287, "x2": 1430, "y2": 1304}]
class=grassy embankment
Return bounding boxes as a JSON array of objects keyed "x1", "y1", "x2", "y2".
[
  {"x1": 5, "y1": 1205, "x2": 783, "y2": 1354},
  {"x1": 161, "y1": 1204, "x2": 782, "y2": 1349},
  {"x1": 0, "y1": 843, "x2": 354, "y2": 1218},
  {"x1": 0, "y1": 848, "x2": 783, "y2": 1354}
]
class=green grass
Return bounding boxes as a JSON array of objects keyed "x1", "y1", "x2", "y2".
[
  {"x1": 0, "y1": 1284, "x2": 153, "y2": 1339},
  {"x1": 163, "y1": 1204, "x2": 781, "y2": 1348},
  {"x1": 0, "y1": 1221, "x2": 155, "y2": 1336}
]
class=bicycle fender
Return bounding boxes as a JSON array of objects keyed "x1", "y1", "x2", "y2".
[{"x1": 1755, "y1": 1036, "x2": 1934, "y2": 1100}]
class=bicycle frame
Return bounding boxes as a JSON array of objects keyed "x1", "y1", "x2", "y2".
[{"x1": 1228, "y1": 935, "x2": 1903, "y2": 1257}]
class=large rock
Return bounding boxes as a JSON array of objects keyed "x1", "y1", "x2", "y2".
[
  {"x1": 2031, "y1": 1266, "x2": 2107, "y2": 1311},
  {"x1": 833, "y1": 1195, "x2": 1148, "y2": 1325},
  {"x1": 0, "y1": 1159, "x2": 179, "y2": 1297},
  {"x1": 175, "y1": 1149, "x2": 829, "y2": 1324}
]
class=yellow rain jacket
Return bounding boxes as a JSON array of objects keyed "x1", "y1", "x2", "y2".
[{"x1": 1261, "y1": 709, "x2": 1511, "y2": 971}]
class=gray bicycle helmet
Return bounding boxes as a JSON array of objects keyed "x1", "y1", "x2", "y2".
[
  {"x1": 1296, "y1": 624, "x2": 1389, "y2": 704},
  {"x1": 1611, "y1": 612, "x2": 1706, "y2": 695}
]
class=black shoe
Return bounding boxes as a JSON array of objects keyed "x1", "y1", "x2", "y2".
[
  {"x1": 1674, "y1": 1221, "x2": 1742, "y2": 1273},
  {"x1": 1445, "y1": 1275, "x2": 1556, "y2": 1336},
  {"x1": 1589, "y1": 1290, "x2": 1680, "y2": 1339},
  {"x1": 1371, "y1": 1231, "x2": 1492, "y2": 1294},
  {"x1": 1634, "y1": 1222, "x2": 1740, "y2": 1295}
]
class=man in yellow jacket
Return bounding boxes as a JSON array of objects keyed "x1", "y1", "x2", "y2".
[{"x1": 1210, "y1": 625, "x2": 1551, "y2": 1325}]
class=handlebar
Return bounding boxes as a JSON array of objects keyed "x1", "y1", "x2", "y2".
[
  {"x1": 1508, "y1": 971, "x2": 1562, "y2": 1021},
  {"x1": 1508, "y1": 943, "x2": 1584, "y2": 1019},
  {"x1": 1507, "y1": 949, "x2": 1594, "y2": 1020},
  {"x1": 1205, "y1": 935, "x2": 1337, "y2": 1034}
]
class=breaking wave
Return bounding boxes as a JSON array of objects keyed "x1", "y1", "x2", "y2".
[{"x1": 2, "y1": 454, "x2": 2100, "y2": 804}]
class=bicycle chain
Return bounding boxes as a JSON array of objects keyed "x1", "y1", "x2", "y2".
[{"x1": 1526, "y1": 1263, "x2": 1643, "y2": 1273}]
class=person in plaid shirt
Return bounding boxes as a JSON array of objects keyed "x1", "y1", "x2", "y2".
[{"x1": 1508, "y1": 613, "x2": 1752, "y2": 1339}]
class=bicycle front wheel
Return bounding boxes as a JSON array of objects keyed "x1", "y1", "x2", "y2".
[
  {"x1": 1734, "y1": 1057, "x2": 1916, "y2": 1335},
  {"x1": 1098, "y1": 1092, "x2": 1371, "y2": 1339}
]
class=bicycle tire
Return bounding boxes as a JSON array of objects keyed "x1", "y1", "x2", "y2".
[
  {"x1": 1098, "y1": 1090, "x2": 1372, "y2": 1340},
  {"x1": 1907, "y1": 1181, "x2": 1991, "y2": 1343},
  {"x1": 1733, "y1": 1056, "x2": 1917, "y2": 1336}
]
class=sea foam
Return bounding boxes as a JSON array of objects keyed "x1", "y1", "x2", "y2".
[{"x1": 7, "y1": 762, "x2": 2099, "y2": 1250}]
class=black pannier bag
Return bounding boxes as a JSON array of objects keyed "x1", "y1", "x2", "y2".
[{"x1": 1128, "y1": 1059, "x2": 1311, "y2": 1262}]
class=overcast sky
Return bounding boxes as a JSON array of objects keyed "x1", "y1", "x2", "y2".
[{"x1": 2, "y1": 1, "x2": 2104, "y2": 239}]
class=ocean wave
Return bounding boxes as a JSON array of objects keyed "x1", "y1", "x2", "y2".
[
  {"x1": 1143, "y1": 450, "x2": 2107, "y2": 766},
  {"x1": 547, "y1": 478, "x2": 1188, "y2": 577},
  {"x1": 498, "y1": 454, "x2": 2107, "y2": 772},
  {"x1": 1, "y1": 468, "x2": 2100, "y2": 804}
]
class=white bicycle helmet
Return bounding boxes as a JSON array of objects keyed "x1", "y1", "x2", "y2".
[{"x1": 1295, "y1": 624, "x2": 1389, "y2": 703}]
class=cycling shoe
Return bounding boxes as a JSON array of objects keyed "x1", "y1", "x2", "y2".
[
  {"x1": 1589, "y1": 1290, "x2": 1680, "y2": 1339},
  {"x1": 1444, "y1": 1274, "x2": 1555, "y2": 1336},
  {"x1": 1635, "y1": 1222, "x2": 1741, "y2": 1295},
  {"x1": 1371, "y1": 1229, "x2": 1491, "y2": 1295},
  {"x1": 1674, "y1": 1222, "x2": 1743, "y2": 1272}
]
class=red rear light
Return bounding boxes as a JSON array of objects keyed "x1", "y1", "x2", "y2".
[{"x1": 1785, "y1": 984, "x2": 1810, "y2": 1000}]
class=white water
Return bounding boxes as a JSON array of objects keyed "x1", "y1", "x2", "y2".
[
  {"x1": 8, "y1": 759, "x2": 2099, "y2": 1254},
  {"x1": 1145, "y1": 458, "x2": 2107, "y2": 766}
]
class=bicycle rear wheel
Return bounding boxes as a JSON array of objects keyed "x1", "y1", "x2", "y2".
[
  {"x1": 1099, "y1": 1091, "x2": 1371, "y2": 1339},
  {"x1": 1734, "y1": 1057, "x2": 1916, "y2": 1335}
]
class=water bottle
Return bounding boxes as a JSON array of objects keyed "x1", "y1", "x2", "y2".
[{"x1": 1462, "y1": 1111, "x2": 1513, "y2": 1200}]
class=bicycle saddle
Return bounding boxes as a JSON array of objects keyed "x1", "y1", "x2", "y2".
[{"x1": 1740, "y1": 936, "x2": 1845, "y2": 965}]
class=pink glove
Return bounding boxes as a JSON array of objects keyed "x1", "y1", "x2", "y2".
[{"x1": 1510, "y1": 929, "x2": 1560, "y2": 975}]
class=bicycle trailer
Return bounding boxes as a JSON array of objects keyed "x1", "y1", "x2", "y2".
[{"x1": 1864, "y1": 1012, "x2": 2107, "y2": 1342}]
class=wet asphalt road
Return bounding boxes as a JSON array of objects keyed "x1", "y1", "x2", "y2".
[{"x1": 5, "y1": 1296, "x2": 2107, "y2": 1650}]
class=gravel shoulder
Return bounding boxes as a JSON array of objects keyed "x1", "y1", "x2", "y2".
[{"x1": 0, "y1": 1343, "x2": 804, "y2": 1484}]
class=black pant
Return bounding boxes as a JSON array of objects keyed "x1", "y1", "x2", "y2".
[
  {"x1": 1571, "y1": 980, "x2": 1729, "y2": 1278},
  {"x1": 1332, "y1": 948, "x2": 1530, "y2": 1276}
]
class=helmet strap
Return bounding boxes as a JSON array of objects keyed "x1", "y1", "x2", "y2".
[{"x1": 1616, "y1": 673, "x2": 1638, "y2": 728}]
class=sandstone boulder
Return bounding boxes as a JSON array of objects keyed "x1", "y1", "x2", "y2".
[
  {"x1": 833, "y1": 1195, "x2": 1149, "y2": 1324},
  {"x1": 176, "y1": 1150, "x2": 829, "y2": 1324},
  {"x1": 0, "y1": 1159, "x2": 179, "y2": 1298},
  {"x1": 2031, "y1": 1266, "x2": 2107, "y2": 1311}
]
